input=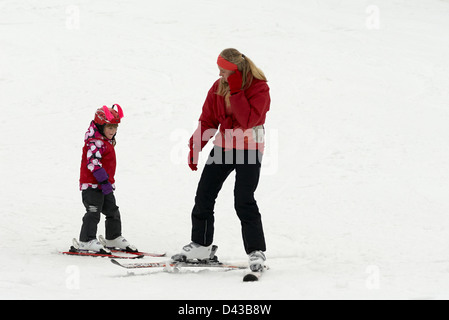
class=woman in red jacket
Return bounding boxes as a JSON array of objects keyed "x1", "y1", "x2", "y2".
[{"x1": 172, "y1": 48, "x2": 271, "y2": 272}]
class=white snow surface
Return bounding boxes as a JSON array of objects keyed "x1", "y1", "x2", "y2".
[{"x1": 1, "y1": 0, "x2": 449, "y2": 300}]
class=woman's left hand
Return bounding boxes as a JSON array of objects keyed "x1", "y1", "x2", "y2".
[{"x1": 227, "y1": 70, "x2": 243, "y2": 95}]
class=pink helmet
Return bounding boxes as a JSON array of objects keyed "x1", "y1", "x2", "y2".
[{"x1": 94, "y1": 104, "x2": 124, "y2": 125}]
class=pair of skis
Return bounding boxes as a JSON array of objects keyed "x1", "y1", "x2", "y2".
[
  {"x1": 61, "y1": 238, "x2": 165, "y2": 259},
  {"x1": 62, "y1": 239, "x2": 264, "y2": 281},
  {"x1": 110, "y1": 256, "x2": 265, "y2": 282}
]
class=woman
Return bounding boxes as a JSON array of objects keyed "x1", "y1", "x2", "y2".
[{"x1": 173, "y1": 48, "x2": 270, "y2": 272}]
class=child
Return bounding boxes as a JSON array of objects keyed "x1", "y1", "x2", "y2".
[
  {"x1": 78, "y1": 104, "x2": 137, "y2": 253},
  {"x1": 173, "y1": 48, "x2": 270, "y2": 272}
]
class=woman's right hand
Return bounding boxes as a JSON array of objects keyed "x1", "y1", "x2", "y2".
[{"x1": 188, "y1": 142, "x2": 199, "y2": 171}]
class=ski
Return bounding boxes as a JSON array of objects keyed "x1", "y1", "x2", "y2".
[
  {"x1": 61, "y1": 238, "x2": 144, "y2": 259},
  {"x1": 111, "y1": 259, "x2": 174, "y2": 269},
  {"x1": 111, "y1": 259, "x2": 248, "y2": 270},
  {"x1": 98, "y1": 235, "x2": 166, "y2": 257},
  {"x1": 62, "y1": 246, "x2": 144, "y2": 259},
  {"x1": 108, "y1": 248, "x2": 166, "y2": 257}
]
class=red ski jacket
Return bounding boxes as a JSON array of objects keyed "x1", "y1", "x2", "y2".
[
  {"x1": 79, "y1": 121, "x2": 116, "y2": 190},
  {"x1": 192, "y1": 78, "x2": 270, "y2": 152}
]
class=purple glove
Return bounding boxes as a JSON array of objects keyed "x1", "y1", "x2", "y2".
[
  {"x1": 93, "y1": 168, "x2": 113, "y2": 195},
  {"x1": 93, "y1": 168, "x2": 109, "y2": 183},
  {"x1": 100, "y1": 182, "x2": 113, "y2": 195}
]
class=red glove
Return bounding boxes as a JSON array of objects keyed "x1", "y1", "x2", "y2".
[
  {"x1": 188, "y1": 149, "x2": 198, "y2": 171},
  {"x1": 188, "y1": 123, "x2": 217, "y2": 171},
  {"x1": 227, "y1": 70, "x2": 243, "y2": 95},
  {"x1": 188, "y1": 137, "x2": 199, "y2": 171}
]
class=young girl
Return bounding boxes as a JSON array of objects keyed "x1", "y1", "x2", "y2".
[
  {"x1": 173, "y1": 48, "x2": 271, "y2": 272},
  {"x1": 78, "y1": 104, "x2": 137, "y2": 253}
]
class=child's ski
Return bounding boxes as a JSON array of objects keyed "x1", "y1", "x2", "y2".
[
  {"x1": 61, "y1": 247, "x2": 144, "y2": 259},
  {"x1": 61, "y1": 238, "x2": 144, "y2": 259},
  {"x1": 62, "y1": 249, "x2": 144, "y2": 259}
]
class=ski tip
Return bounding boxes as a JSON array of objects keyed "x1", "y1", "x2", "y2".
[
  {"x1": 154, "y1": 253, "x2": 167, "y2": 257},
  {"x1": 243, "y1": 273, "x2": 260, "y2": 282},
  {"x1": 110, "y1": 259, "x2": 121, "y2": 266},
  {"x1": 68, "y1": 246, "x2": 78, "y2": 253}
]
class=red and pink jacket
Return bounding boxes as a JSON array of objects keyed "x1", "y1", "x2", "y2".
[
  {"x1": 191, "y1": 78, "x2": 270, "y2": 153},
  {"x1": 79, "y1": 121, "x2": 116, "y2": 191}
]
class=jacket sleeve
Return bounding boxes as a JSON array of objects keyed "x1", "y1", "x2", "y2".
[
  {"x1": 190, "y1": 85, "x2": 219, "y2": 151},
  {"x1": 85, "y1": 139, "x2": 106, "y2": 172},
  {"x1": 229, "y1": 81, "x2": 270, "y2": 129}
]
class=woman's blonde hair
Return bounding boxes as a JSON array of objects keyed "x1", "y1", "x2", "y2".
[{"x1": 217, "y1": 48, "x2": 267, "y2": 96}]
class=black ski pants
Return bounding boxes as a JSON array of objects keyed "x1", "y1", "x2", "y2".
[
  {"x1": 191, "y1": 146, "x2": 266, "y2": 254},
  {"x1": 79, "y1": 188, "x2": 122, "y2": 242}
]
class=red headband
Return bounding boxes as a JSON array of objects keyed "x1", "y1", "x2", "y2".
[{"x1": 217, "y1": 55, "x2": 238, "y2": 71}]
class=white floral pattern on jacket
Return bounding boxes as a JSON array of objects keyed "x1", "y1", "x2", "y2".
[{"x1": 80, "y1": 121, "x2": 116, "y2": 191}]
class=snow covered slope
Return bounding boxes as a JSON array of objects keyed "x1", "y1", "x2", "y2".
[{"x1": 1, "y1": 0, "x2": 449, "y2": 299}]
